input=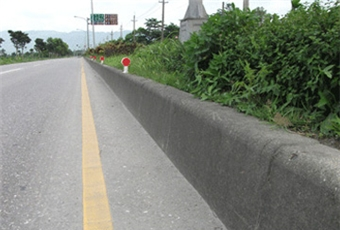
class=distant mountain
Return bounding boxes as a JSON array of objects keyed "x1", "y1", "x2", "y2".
[{"x1": 0, "y1": 30, "x2": 131, "y2": 55}]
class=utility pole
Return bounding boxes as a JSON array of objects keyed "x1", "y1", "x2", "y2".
[
  {"x1": 132, "y1": 15, "x2": 137, "y2": 43},
  {"x1": 111, "y1": 30, "x2": 114, "y2": 40},
  {"x1": 120, "y1": 25, "x2": 123, "y2": 39},
  {"x1": 159, "y1": 0, "x2": 168, "y2": 41},
  {"x1": 243, "y1": 0, "x2": 249, "y2": 10}
]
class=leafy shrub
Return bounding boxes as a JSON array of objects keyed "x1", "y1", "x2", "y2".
[
  {"x1": 104, "y1": 38, "x2": 186, "y2": 88},
  {"x1": 183, "y1": 1, "x2": 340, "y2": 135},
  {"x1": 90, "y1": 40, "x2": 141, "y2": 56},
  {"x1": 139, "y1": 39, "x2": 184, "y2": 73}
]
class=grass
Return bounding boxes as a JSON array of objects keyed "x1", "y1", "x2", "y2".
[
  {"x1": 0, "y1": 56, "x2": 49, "y2": 65},
  {"x1": 103, "y1": 53, "x2": 186, "y2": 90}
]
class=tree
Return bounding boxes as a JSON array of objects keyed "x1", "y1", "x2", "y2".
[
  {"x1": 291, "y1": 0, "x2": 303, "y2": 10},
  {"x1": 0, "y1": 49, "x2": 6, "y2": 57},
  {"x1": 145, "y1": 18, "x2": 162, "y2": 43},
  {"x1": 254, "y1": 7, "x2": 270, "y2": 25},
  {"x1": 34, "y1": 38, "x2": 47, "y2": 56},
  {"x1": 46, "y1": 37, "x2": 70, "y2": 56},
  {"x1": 164, "y1": 23, "x2": 180, "y2": 39},
  {"x1": 125, "y1": 27, "x2": 150, "y2": 44},
  {"x1": 8, "y1": 30, "x2": 31, "y2": 56},
  {"x1": 0, "y1": 37, "x2": 4, "y2": 48},
  {"x1": 125, "y1": 18, "x2": 177, "y2": 44},
  {"x1": 145, "y1": 18, "x2": 162, "y2": 30}
]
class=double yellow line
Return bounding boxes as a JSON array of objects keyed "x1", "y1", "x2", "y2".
[{"x1": 81, "y1": 62, "x2": 114, "y2": 230}]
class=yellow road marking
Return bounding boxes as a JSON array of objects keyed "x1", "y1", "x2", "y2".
[{"x1": 81, "y1": 62, "x2": 113, "y2": 230}]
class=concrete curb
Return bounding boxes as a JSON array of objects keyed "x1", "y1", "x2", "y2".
[{"x1": 86, "y1": 59, "x2": 340, "y2": 230}]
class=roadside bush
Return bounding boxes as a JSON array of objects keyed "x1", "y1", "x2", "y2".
[
  {"x1": 183, "y1": 1, "x2": 340, "y2": 135},
  {"x1": 91, "y1": 40, "x2": 141, "y2": 56},
  {"x1": 133, "y1": 39, "x2": 184, "y2": 73},
  {"x1": 103, "y1": 38, "x2": 186, "y2": 88}
]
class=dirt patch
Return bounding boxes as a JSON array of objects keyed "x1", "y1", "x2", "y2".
[
  {"x1": 289, "y1": 129, "x2": 340, "y2": 151},
  {"x1": 317, "y1": 137, "x2": 340, "y2": 151}
]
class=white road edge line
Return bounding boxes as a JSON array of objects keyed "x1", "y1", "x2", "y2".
[{"x1": 0, "y1": 68, "x2": 23, "y2": 75}]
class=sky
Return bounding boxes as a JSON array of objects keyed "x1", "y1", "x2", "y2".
[{"x1": 0, "y1": 0, "x2": 311, "y2": 34}]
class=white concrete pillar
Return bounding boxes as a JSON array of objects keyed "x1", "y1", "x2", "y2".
[{"x1": 179, "y1": 0, "x2": 208, "y2": 42}]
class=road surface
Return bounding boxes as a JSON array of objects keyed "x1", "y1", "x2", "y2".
[{"x1": 0, "y1": 58, "x2": 227, "y2": 230}]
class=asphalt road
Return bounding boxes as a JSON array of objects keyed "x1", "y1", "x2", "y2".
[{"x1": 0, "y1": 58, "x2": 227, "y2": 230}]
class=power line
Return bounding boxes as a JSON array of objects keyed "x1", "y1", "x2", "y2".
[
  {"x1": 122, "y1": 4, "x2": 160, "y2": 31},
  {"x1": 140, "y1": 5, "x2": 162, "y2": 20},
  {"x1": 137, "y1": 3, "x2": 160, "y2": 19},
  {"x1": 167, "y1": 3, "x2": 187, "y2": 14}
]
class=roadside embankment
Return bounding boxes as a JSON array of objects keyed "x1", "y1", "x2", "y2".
[{"x1": 86, "y1": 59, "x2": 340, "y2": 230}]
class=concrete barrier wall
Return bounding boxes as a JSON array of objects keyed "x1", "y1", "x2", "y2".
[{"x1": 86, "y1": 59, "x2": 340, "y2": 230}]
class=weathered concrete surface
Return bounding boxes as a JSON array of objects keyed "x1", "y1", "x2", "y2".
[
  {"x1": 179, "y1": 0, "x2": 208, "y2": 42},
  {"x1": 183, "y1": 0, "x2": 208, "y2": 20},
  {"x1": 86, "y1": 59, "x2": 340, "y2": 230},
  {"x1": 179, "y1": 18, "x2": 208, "y2": 43}
]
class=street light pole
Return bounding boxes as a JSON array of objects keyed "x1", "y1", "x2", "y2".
[
  {"x1": 74, "y1": 16, "x2": 90, "y2": 49},
  {"x1": 91, "y1": 0, "x2": 96, "y2": 47}
]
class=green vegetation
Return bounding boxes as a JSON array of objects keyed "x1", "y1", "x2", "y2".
[
  {"x1": 103, "y1": 39, "x2": 185, "y2": 88},
  {"x1": 90, "y1": 1, "x2": 340, "y2": 139},
  {"x1": 184, "y1": 1, "x2": 339, "y2": 138},
  {"x1": 0, "y1": 37, "x2": 5, "y2": 48},
  {"x1": 44, "y1": 37, "x2": 72, "y2": 57},
  {"x1": 0, "y1": 55, "x2": 48, "y2": 65},
  {"x1": 124, "y1": 18, "x2": 179, "y2": 44},
  {"x1": 8, "y1": 30, "x2": 31, "y2": 56},
  {"x1": 0, "y1": 30, "x2": 73, "y2": 65},
  {"x1": 88, "y1": 17, "x2": 182, "y2": 85},
  {"x1": 91, "y1": 40, "x2": 140, "y2": 57}
]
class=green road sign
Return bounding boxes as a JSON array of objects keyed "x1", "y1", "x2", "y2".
[
  {"x1": 91, "y1": 14, "x2": 118, "y2": 25},
  {"x1": 91, "y1": 14, "x2": 104, "y2": 25}
]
